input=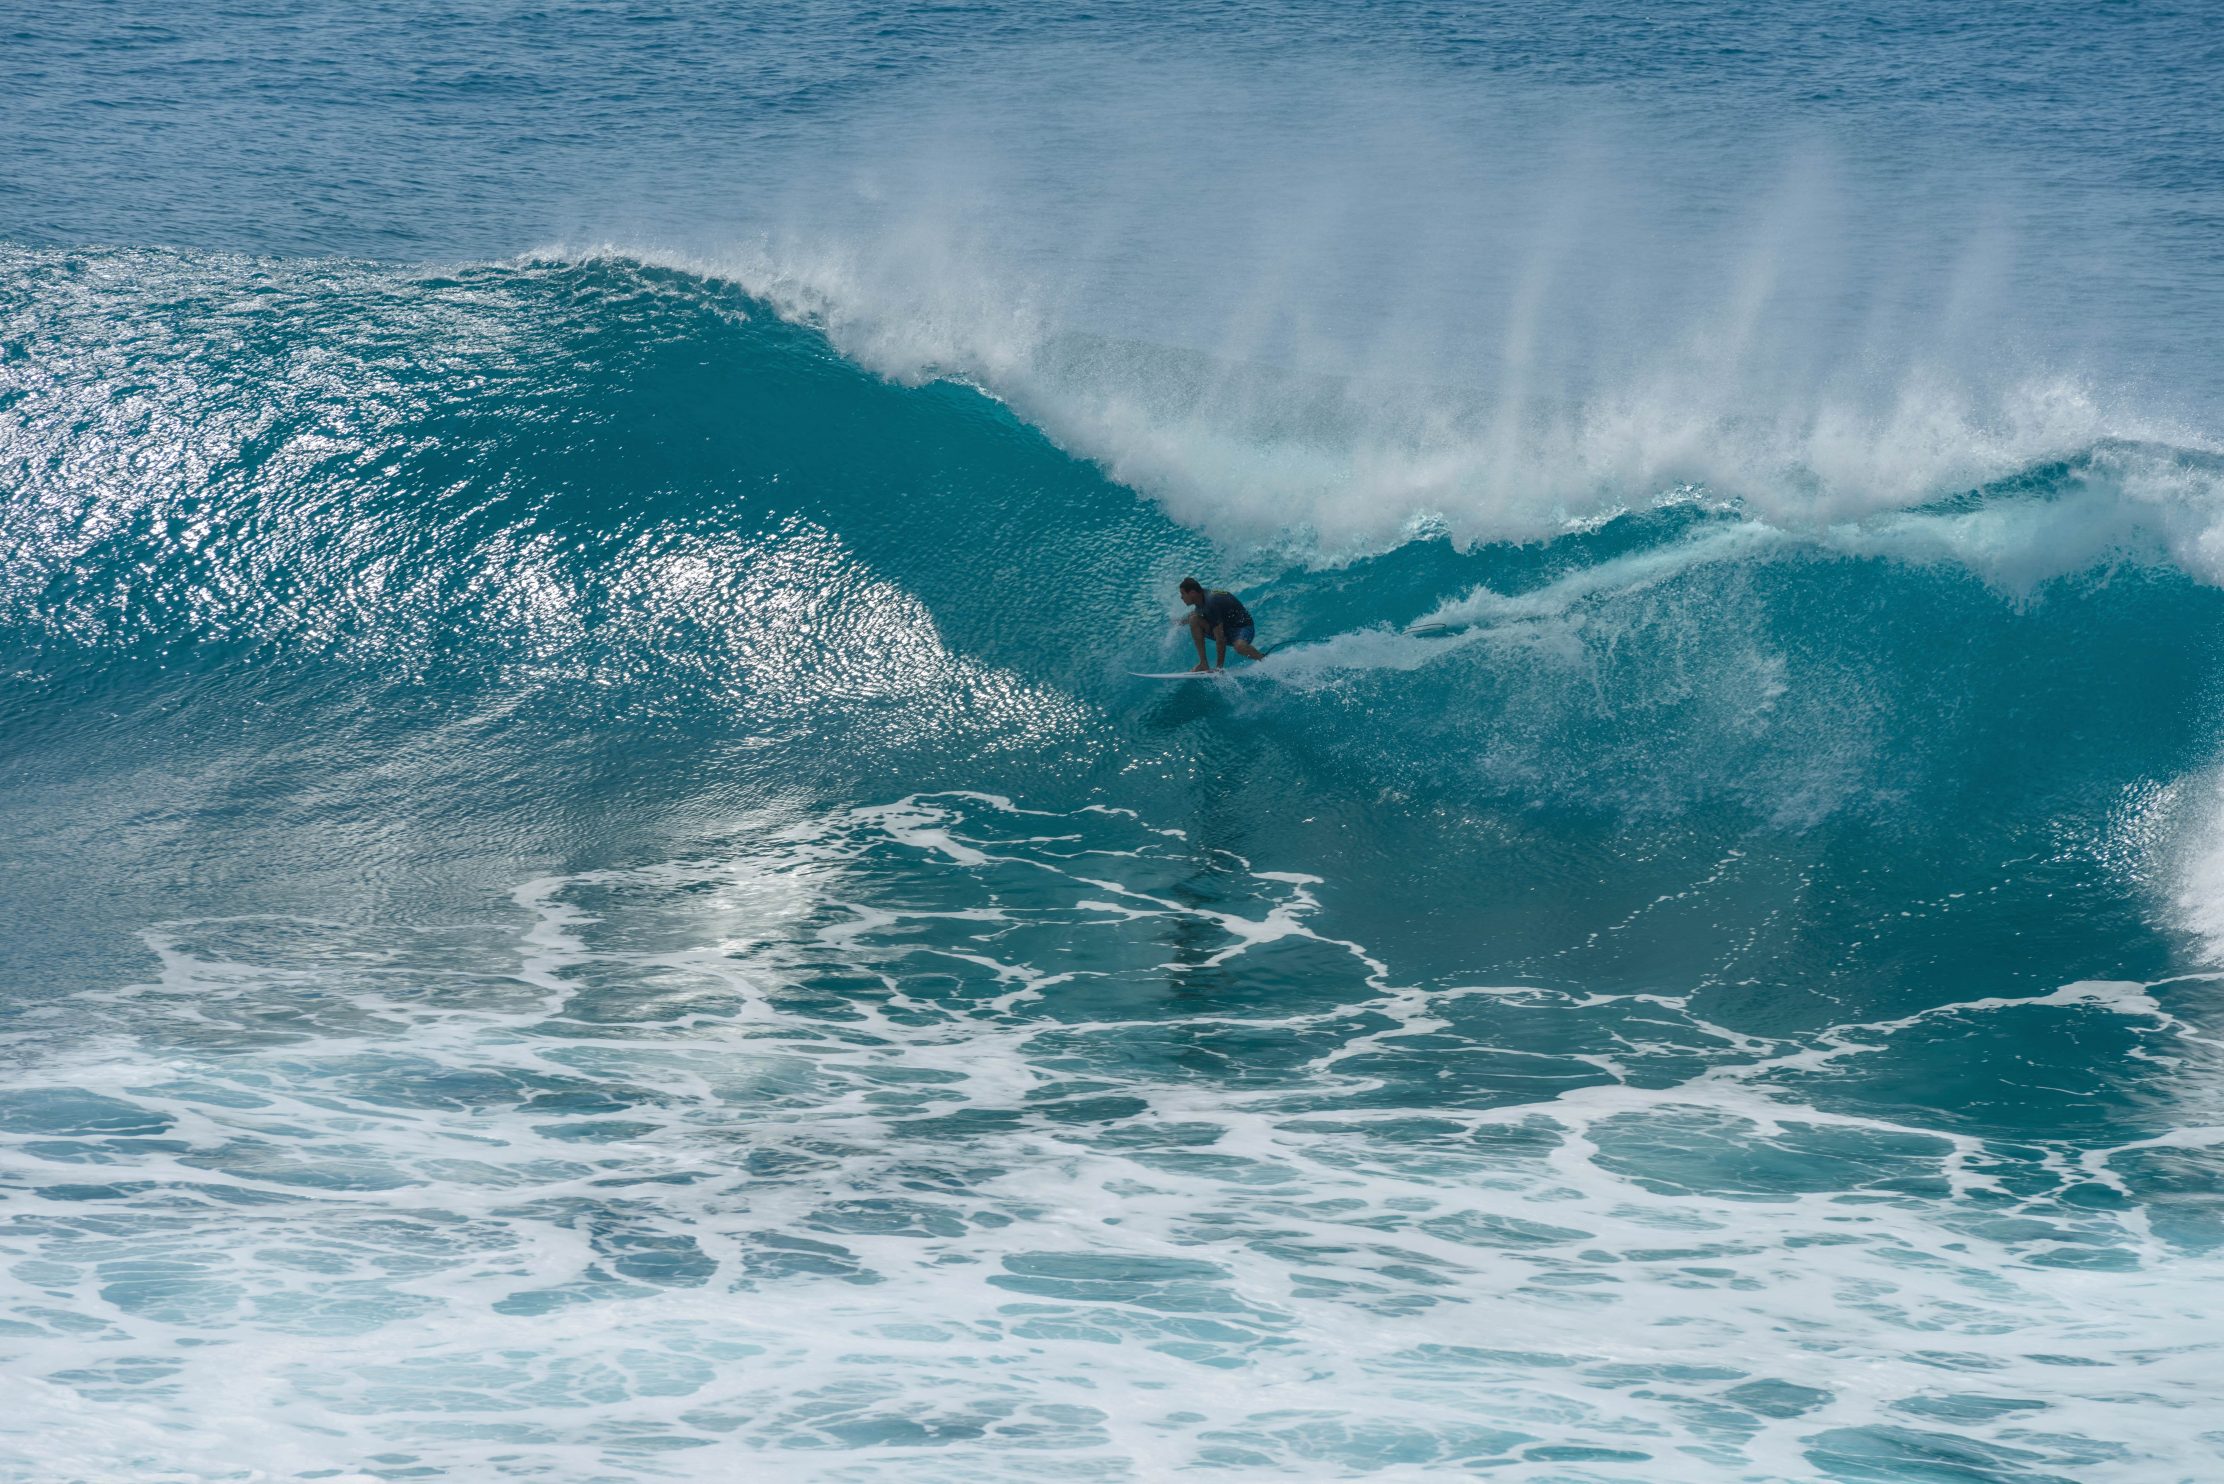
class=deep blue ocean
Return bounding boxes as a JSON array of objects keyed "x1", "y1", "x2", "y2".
[{"x1": 5, "y1": 3, "x2": 2224, "y2": 1480}]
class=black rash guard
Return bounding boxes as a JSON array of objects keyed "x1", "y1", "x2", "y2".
[{"x1": 1198, "y1": 590, "x2": 1252, "y2": 633}]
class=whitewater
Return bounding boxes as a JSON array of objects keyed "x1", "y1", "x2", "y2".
[{"x1": 5, "y1": 3, "x2": 2224, "y2": 1481}]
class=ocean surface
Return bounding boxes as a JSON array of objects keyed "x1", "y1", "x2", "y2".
[{"x1": 5, "y1": 3, "x2": 2224, "y2": 1480}]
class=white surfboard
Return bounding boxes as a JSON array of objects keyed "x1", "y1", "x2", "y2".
[{"x1": 1131, "y1": 650, "x2": 1276, "y2": 681}]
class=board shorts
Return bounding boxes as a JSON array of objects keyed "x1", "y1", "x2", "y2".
[{"x1": 1226, "y1": 623, "x2": 1255, "y2": 646}]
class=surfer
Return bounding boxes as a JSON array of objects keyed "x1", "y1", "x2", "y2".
[{"x1": 1179, "y1": 577, "x2": 1267, "y2": 670}]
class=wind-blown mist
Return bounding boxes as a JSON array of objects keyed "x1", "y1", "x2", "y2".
[
  {"x1": 6, "y1": 6, "x2": 2224, "y2": 1482},
  {"x1": 582, "y1": 59, "x2": 2217, "y2": 553}
]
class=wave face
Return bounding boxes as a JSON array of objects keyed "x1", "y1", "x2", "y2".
[
  {"x1": 6, "y1": 5, "x2": 2224, "y2": 1477},
  {"x1": 6, "y1": 244, "x2": 2224, "y2": 1482}
]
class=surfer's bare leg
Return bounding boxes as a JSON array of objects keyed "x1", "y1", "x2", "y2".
[
  {"x1": 1214, "y1": 626, "x2": 1229, "y2": 669},
  {"x1": 1189, "y1": 613, "x2": 1212, "y2": 671},
  {"x1": 1232, "y1": 639, "x2": 1265, "y2": 662}
]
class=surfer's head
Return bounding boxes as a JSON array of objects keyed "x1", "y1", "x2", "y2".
[{"x1": 1178, "y1": 577, "x2": 1203, "y2": 605}]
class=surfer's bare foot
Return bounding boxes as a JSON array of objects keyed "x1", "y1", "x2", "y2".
[{"x1": 1191, "y1": 663, "x2": 1211, "y2": 672}]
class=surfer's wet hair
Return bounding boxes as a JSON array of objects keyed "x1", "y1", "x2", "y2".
[{"x1": 1178, "y1": 577, "x2": 1203, "y2": 594}]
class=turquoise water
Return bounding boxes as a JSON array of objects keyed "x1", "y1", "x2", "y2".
[{"x1": 5, "y1": 5, "x2": 2224, "y2": 1481}]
